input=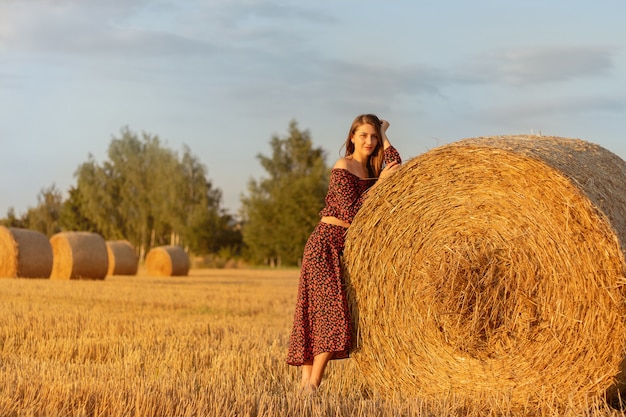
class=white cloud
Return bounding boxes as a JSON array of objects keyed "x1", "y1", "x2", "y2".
[
  {"x1": 1, "y1": 0, "x2": 626, "y2": 217},
  {"x1": 463, "y1": 45, "x2": 615, "y2": 86},
  {"x1": 484, "y1": 95, "x2": 626, "y2": 121},
  {"x1": 1, "y1": 1, "x2": 218, "y2": 57}
]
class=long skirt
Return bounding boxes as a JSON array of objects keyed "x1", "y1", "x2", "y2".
[{"x1": 286, "y1": 222, "x2": 352, "y2": 366}]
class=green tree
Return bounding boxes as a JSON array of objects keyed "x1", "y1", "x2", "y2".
[
  {"x1": 176, "y1": 146, "x2": 232, "y2": 254},
  {"x1": 73, "y1": 127, "x2": 232, "y2": 258},
  {"x1": 0, "y1": 207, "x2": 27, "y2": 228},
  {"x1": 241, "y1": 120, "x2": 328, "y2": 266},
  {"x1": 59, "y1": 186, "x2": 100, "y2": 233},
  {"x1": 25, "y1": 184, "x2": 63, "y2": 237}
]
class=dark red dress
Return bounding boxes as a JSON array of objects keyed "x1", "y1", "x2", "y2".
[{"x1": 287, "y1": 146, "x2": 401, "y2": 366}]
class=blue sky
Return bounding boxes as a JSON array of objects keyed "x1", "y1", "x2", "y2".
[{"x1": 1, "y1": 0, "x2": 625, "y2": 218}]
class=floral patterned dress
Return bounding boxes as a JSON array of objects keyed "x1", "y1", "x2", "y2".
[{"x1": 287, "y1": 146, "x2": 401, "y2": 366}]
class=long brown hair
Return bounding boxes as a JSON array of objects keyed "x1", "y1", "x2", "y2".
[{"x1": 342, "y1": 114, "x2": 385, "y2": 178}]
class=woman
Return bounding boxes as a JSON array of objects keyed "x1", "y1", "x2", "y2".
[{"x1": 287, "y1": 114, "x2": 402, "y2": 392}]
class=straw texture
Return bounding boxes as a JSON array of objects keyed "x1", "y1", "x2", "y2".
[
  {"x1": 106, "y1": 240, "x2": 138, "y2": 276},
  {"x1": 0, "y1": 226, "x2": 53, "y2": 278},
  {"x1": 343, "y1": 136, "x2": 626, "y2": 411},
  {"x1": 50, "y1": 232, "x2": 108, "y2": 280},
  {"x1": 145, "y1": 245, "x2": 190, "y2": 276}
]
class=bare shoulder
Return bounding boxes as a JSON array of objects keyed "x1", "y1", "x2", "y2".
[{"x1": 332, "y1": 157, "x2": 350, "y2": 170}]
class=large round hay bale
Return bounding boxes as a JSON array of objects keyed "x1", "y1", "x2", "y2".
[
  {"x1": 0, "y1": 226, "x2": 53, "y2": 278},
  {"x1": 50, "y1": 232, "x2": 108, "y2": 280},
  {"x1": 344, "y1": 136, "x2": 626, "y2": 411},
  {"x1": 106, "y1": 240, "x2": 138, "y2": 276},
  {"x1": 145, "y1": 245, "x2": 189, "y2": 276}
]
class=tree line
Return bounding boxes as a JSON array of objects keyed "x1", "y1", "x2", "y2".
[{"x1": 1, "y1": 121, "x2": 329, "y2": 267}]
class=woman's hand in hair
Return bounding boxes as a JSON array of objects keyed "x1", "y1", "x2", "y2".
[
  {"x1": 379, "y1": 119, "x2": 391, "y2": 148},
  {"x1": 380, "y1": 119, "x2": 390, "y2": 132}
]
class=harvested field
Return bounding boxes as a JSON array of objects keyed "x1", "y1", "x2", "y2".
[{"x1": 0, "y1": 268, "x2": 624, "y2": 416}]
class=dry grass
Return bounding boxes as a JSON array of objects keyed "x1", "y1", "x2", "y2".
[
  {"x1": 106, "y1": 240, "x2": 138, "y2": 276},
  {"x1": 0, "y1": 226, "x2": 53, "y2": 278},
  {"x1": 344, "y1": 136, "x2": 626, "y2": 415},
  {"x1": 0, "y1": 268, "x2": 624, "y2": 416},
  {"x1": 145, "y1": 245, "x2": 190, "y2": 276},
  {"x1": 50, "y1": 232, "x2": 108, "y2": 280}
]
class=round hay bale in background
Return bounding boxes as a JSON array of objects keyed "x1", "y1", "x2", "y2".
[
  {"x1": 50, "y1": 232, "x2": 108, "y2": 280},
  {"x1": 344, "y1": 136, "x2": 626, "y2": 411},
  {"x1": 106, "y1": 240, "x2": 138, "y2": 276},
  {"x1": 0, "y1": 226, "x2": 53, "y2": 278},
  {"x1": 145, "y1": 245, "x2": 189, "y2": 276}
]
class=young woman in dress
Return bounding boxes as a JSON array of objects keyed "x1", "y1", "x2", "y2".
[{"x1": 287, "y1": 114, "x2": 402, "y2": 392}]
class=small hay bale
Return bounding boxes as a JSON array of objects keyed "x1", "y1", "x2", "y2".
[
  {"x1": 145, "y1": 245, "x2": 189, "y2": 276},
  {"x1": 0, "y1": 226, "x2": 53, "y2": 278},
  {"x1": 344, "y1": 136, "x2": 626, "y2": 411},
  {"x1": 50, "y1": 231, "x2": 108, "y2": 280},
  {"x1": 106, "y1": 240, "x2": 138, "y2": 276}
]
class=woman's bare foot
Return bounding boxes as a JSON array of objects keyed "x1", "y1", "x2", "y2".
[{"x1": 300, "y1": 382, "x2": 317, "y2": 396}]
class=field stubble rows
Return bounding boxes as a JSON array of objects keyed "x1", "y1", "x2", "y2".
[{"x1": 0, "y1": 269, "x2": 623, "y2": 417}]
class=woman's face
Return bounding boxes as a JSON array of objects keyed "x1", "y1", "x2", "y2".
[{"x1": 351, "y1": 123, "x2": 379, "y2": 158}]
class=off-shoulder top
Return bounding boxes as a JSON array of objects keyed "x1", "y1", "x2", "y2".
[{"x1": 319, "y1": 146, "x2": 402, "y2": 224}]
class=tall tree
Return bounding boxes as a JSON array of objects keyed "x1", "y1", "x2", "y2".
[
  {"x1": 25, "y1": 184, "x2": 63, "y2": 237},
  {"x1": 1, "y1": 207, "x2": 27, "y2": 228},
  {"x1": 73, "y1": 127, "x2": 228, "y2": 258},
  {"x1": 241, "y1": 120, "x2": 328, "y2": 266},
  {"x1": 59, "y1": 186, "x2": 100, "y2": 233},
  {"x1": 176, "y1": 146, "x2": 228, "y2": 254}
]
